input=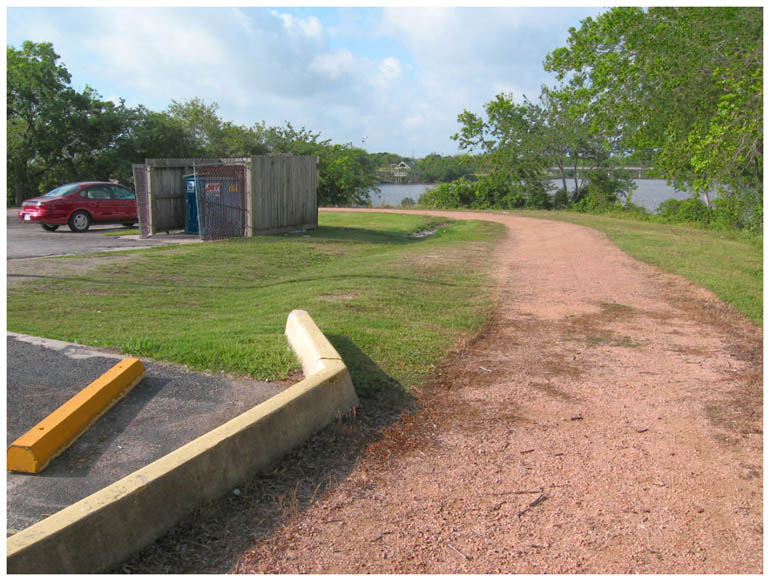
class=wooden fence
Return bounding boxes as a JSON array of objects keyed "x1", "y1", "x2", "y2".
[{"x1": 250, "y1": 154, "x2": 318, "y2": 235}]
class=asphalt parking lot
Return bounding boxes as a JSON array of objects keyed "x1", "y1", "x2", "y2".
[
  {"x1": 7, "y1": 208, "x2": 200, "y2": 259},
  {"x1": 6, "y1": 333, "x2": 289, "y2": 533}
]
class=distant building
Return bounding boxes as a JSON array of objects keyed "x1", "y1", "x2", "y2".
[{"x1": 379, "y1": 160, "x2": 418, "y2": 184}]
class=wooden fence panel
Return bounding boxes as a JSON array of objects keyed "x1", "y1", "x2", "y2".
[
  {"x1": 250, "y1": 155, "x2": 318, "y2": 235},
  {"x1": 149, "y1": 167, "x2": 186, "y2": 232},
  {"x1": 132, "y1": 164, "x2": 152, "y2": 238}
]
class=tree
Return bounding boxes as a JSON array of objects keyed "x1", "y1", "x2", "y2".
[
  {"x1": 103, "y1": 107, "x2": 203, "y2": 185},
  {"x1": 540, "y1": 83, "x2": 634, "y2": 204},
  {"x1": 7, "y1": 42, "x2": 96, "y2": 203},
  {"x1": 416, "y1": 153, "x2": 475, "y2": 183},
  {"x1": 452, "y1": 93, "x2": 551, "y2": 208},
  {"x1": 221, "y1": 122, "x2": 269, "y2": 157},
  {"x1": 545, "y1": 7, "x2": 762, "y2": 220},
  {"x1": 166, "y1": 98, "x2": 228, "y2": 157},
  {"x1": 7, "y1": 41, "x2": 151, "y2": 200}
]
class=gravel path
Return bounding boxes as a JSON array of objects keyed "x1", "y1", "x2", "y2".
[{"x1": 233, "y1": 210, "x2": 762, "y2": 574}]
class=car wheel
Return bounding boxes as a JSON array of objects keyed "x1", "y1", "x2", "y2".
[
  {"x1": 41, "y1": 224, "x2": 60, "y2": 232},
  {"x1": 68, "y1": 211, "x2": 91, "y2": 232},
  {"x1": 122, "y1": 222, "x2": 136, "y2": 228}
]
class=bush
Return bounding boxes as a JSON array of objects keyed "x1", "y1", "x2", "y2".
[
  {"x1": 418, "y1": 178, "x2": 476, "y2": 208},
  {"x1": 656, "y1": 198, "x2": 683, "y2": 219},
  {"x1": 657, "y1": 196, "x2": 710, "y2": 224},
  {"x1": 400, "y1": 197, "x2": 416, "y2": 208},
  {"x1": 711, "y1": 193, "x2": 763, "y2": 232},
  {"x1": 573, "y1": 190, "x2": 616, "y2": 213},
  {"x1": 419, "y1": 175, "x2": 553, "y2": 210},
  {"x1": 553, "y1": 187, "x2": 570, "y2": 209}
]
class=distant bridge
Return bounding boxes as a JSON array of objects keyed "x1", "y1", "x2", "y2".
[{"x1": 546, "y1": 166, "x2": 649, "y2": 179}]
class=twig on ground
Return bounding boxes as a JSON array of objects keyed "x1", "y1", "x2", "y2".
[
  {"x1": 490, "y1": 489, "x2": 543, "y2": 496},
  {"x1": 517, "y1": 494, "x2": 548, "y2": 517},
  {"x1": 447, "y1": 543, "x2": 472, "y2": 560}
]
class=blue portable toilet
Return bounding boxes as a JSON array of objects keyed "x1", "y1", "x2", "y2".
[{"x1": 184, "y1": 175, "x2": 200, "y2": 234}]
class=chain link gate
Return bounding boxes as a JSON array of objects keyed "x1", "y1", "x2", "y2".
[{"x1": 192, "y1": 163, "x2": 248, "y2": 241}]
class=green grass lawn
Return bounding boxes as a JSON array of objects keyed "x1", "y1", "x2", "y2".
[
  {"x1": 514, "y1": 210, "x2": 763, "y2": 326},
  {"x1": 7, "y1": 212, "x2": 504, "y2": 396}
]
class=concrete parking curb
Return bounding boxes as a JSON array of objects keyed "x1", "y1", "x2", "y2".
[
  {"x1": 7, "y1": 310, "x2": 359, "y2": 573},
  {"x1": 7, "y1": 358, "x2": 146, "y2": 474}
]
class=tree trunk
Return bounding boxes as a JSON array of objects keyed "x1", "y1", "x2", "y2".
[
  {"x1": 573, "y1": 162, "x2": 580, "y2": 201},
  {"x1": 557, "y1": 162, "x2": 568, "y2": 193},
  {"x1": 13, "y1": 167, "x2": 27, "y2": 207},
  {"x1": 14, "y1": 183, "x2": 26, "y2": 207}
]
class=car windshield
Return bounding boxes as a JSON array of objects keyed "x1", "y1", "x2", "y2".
[{"x1": 43, "y1": 184, "x2": 82, "y2": 198}]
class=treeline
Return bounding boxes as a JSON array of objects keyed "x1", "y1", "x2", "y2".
[
  {"x1": 420, "y1": 7, "x2": 763, "y2": 232},
  {"x1": 373, "y1": 153, "x2": 478, "y2": 184},
  {"x1": 7, "y1": 41, "x2": 380, "y2": 207}
]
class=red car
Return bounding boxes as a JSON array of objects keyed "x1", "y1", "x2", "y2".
[{"x1": 18, "y1": 182, "x2": 138, "y2": 232}]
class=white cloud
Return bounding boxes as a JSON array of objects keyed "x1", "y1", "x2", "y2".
[
  {"x1": 231, "y1": 7, "x2": 255, "y2": 34},
  {"x1": 309, "y1": 50, "x2": 356, "y2": 80},
  {"x1": 85, "y1": 8, "x2": 232, "y2": 100},
  {"x1": 271, "y1": 10, "x2": 323, "y2": 41},
  {"x1": 376, "y1": 57, "x2": 403, "y2": 86}
]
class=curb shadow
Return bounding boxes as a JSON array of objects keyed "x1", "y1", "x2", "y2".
[{"x1": 111, "y1": 336, "x2": 415, "y2": 574}]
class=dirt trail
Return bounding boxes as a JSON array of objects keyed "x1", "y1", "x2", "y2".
[{"x1": 242, "y1": 210, "x2": 762, "y2": 573}]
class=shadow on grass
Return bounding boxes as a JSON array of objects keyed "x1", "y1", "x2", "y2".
[
  {"x1": 111, "y1": 336, "x2": 416, "y2": 574},
  {"x1": 296, "y1": 225, "x2": 439, "y2": 245},
  {"x1": 8, "y1": 272, "x2": 460, "y2": 290}
]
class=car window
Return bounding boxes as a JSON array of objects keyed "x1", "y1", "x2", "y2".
[
  {"x1": 43, "y1": 184, "x2": 81, "y2": 198},
  {"x1": 110, "y1": 186, "x2": 136, "y2": 200},
  {"x1": 83, "y1": 186, "x2": 112, "y2": 200}
]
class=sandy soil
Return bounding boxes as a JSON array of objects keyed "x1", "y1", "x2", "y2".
[{"x1": 231, "y1": 210, "x2": 762, "y2": 574}]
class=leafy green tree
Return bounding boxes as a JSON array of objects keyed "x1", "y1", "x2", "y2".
[
  {"x1": 452, "y1": 93, "x2": 551, "y2": 207},
  {"x1": 416, "y1": 153, "x2": 475, "y2": 183},
  {"x1": 370, "y1": 152, "x2": 403, "y2": 169},
  {"x1": 7, "y1": 41, "x2": 104, "y2": 203},
  {"x1": 539, "y1": 83, "x2": 626, "y2": 202},
  {"x1": 166, "y1": 98, "x2": 228, "y2": 156},
  {"x1": 103, "y1": 107, "x2": 203, "y2": 184},
  {"x1": 7, "y1": 41, "x2": 162, "y2": 199},
  {"x1": 319, "y1": 144, "x2": 377, "y2": 206},
  {"x1": 545, "y1": 6, "x2": 762, "y2": 224},
  {"x1": 221, "y1": 122, "x2": 269, "y2": 157}
]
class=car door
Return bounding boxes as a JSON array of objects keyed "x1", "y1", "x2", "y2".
[
  {"x1": 109, "y1": 185, "x2": 138, "y2": 221},
  {"x1": 81, "y1": 185, "x2": 113, "y2": 220}
]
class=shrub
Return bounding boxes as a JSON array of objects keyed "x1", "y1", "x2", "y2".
[
  {"x1": 419, "y1": 178, "x2": 475, "y2": 208},
  {"x1": 656, "y1": 198, "x2": 683, "y2": 220},
  {"x1": 656, "y1": 197, "x2": 710, "y2": 224},
  {"x1": 553, "y1": 187, "x2": 570, "y2": 209},
  {"x1": 711, "y1": 193, "x2": 762, "y2": 232}
]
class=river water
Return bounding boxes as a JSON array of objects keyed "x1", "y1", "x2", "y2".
[{"x1": 369, "y1": 179, "x2": 697, "y2": 213}]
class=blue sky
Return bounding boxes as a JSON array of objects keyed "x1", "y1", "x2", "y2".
[{"x1": 5, "y1": 4, "x2": 605, "y2": 157}]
